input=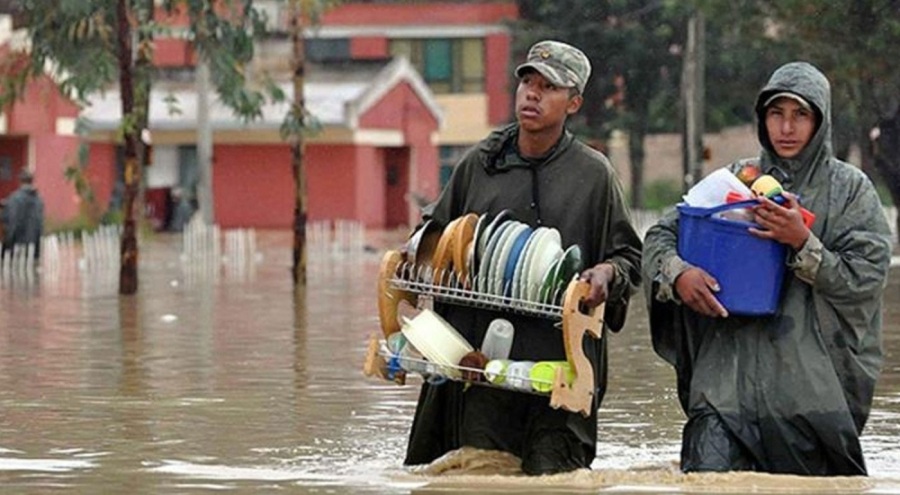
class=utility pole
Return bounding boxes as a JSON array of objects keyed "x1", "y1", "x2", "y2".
[
  {"x1": 681, "y1": 10, "x2": 706, "y2": 192},
  {"x1": 196, "y1": 57, "x2": 214, "y2": 225}
]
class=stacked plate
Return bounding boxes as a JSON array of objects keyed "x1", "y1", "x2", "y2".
[
  {"x1": 428, "y1": 213, "x2": 479, "y2": 286},
  {"x1": 412, "y1": 211, "x2": 584, "y2": 304},
  {"x1": 537, "y1": 244, "x2": 583, "y2": 305},
  {"x1": 455, "y1": 211, "x2": 583, "y2": 304}
]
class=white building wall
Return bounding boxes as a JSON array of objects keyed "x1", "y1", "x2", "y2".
[{"x1": 146, "y1": 145, "x2": 179, "y2": 188}]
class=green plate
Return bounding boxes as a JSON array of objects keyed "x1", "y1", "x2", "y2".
[{"x1": 539, "y1": 244, "x2": 583, "y2": 305}]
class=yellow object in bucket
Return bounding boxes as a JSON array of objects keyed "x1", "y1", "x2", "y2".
[
  {"x1": 529, "y1": 361, "x2": 575, "y2": 393},
  {"x1": 750, "y1": 174, "x2": 783, "y2": 198}
]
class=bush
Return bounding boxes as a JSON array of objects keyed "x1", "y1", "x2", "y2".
[
  {"x1": 641, "y1": 179, "x2": 683, "y2": 211},
  {"x1": 44, "y1": 215, "x2": 97, "y2": 238}
]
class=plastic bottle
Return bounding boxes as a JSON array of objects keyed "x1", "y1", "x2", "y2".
[
  {"x1": 505, "y1": 361, "x2": 535, "y2": 391},
  {"x1": 483, "y1": 359, "x2": 512, "y2": 384},
  {"x1": 481, "y1": 318, "x2": 514, "y2": 360}
]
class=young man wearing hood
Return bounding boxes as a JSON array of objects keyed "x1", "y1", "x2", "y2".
[
  {"x1": 403, "y1": 40, "x2": 642, "y2": 475},
  {"x1": 642, "y1": 62, "x2": 892, "y2": 475}
]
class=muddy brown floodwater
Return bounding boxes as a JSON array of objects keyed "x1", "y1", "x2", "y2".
[{"x1": 1, "y1": 231, "x2": 898, "y2": 494}]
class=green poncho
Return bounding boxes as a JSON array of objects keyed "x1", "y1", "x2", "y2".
[
  {"x1": 642, "y1": 62, "x2": 892, "y2": 475},
  {"x1": 405, "y1": 123, "x2": 642, "y2": 474}
]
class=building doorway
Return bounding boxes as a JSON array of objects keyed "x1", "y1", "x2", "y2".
[{"x1": 383, "y1": 147, "x2": 410, "y2": 229}]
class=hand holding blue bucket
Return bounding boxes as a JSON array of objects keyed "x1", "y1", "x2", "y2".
[{"x1": 677, "y1": 199, "x2": 788, "y2": 316}]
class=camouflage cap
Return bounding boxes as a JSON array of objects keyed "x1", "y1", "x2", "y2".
[{"x1": 515, "y1": 40, "x2": 591, "y2": 94}]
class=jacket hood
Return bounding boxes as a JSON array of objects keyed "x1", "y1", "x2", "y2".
[
  {"x1": 755, "y1": 62, "x2": 832, "y2": 189},
  {"x1": 478, "y1": 123, "x2": 574, "y2": 174}
]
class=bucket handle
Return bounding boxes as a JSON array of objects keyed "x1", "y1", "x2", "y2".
[{"x1": 692, "y1": 198, "x2": 760, "y2": 218}]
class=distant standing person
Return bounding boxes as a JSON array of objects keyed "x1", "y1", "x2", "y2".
[
  {"x1": 167, "y1": 187, "x2": 196, "y2": 232},
  {"x1": 1, "y1": 170, "x2": 45, "y2": 262}
]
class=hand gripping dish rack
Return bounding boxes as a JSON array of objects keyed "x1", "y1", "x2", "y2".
[{"x1": 363, "y1": 249, "x2": 605, "y2": 417}]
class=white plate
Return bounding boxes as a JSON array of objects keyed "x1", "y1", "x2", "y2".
[
  {"x1": 491, "y1": 222, "x2": 528, "y2": 295},
  {"x1": 472, "y1": 212, "x2": 491, "y2": 275},
  {"x1": 478, "y1": 219, "x2": 513, "y2": 293},
  {"x1": 526, "y1": 229, "x2": 562, "y2": 302},
  {"x1": 477, "y1": 210, "x2": 512, "y2": 271},
  {"x1": 465, "y1": 240, "x2": 476, "y2": 286},
  {"x1": 486, "y1": 221, "x2": 521, "y2": 295},
  {"x1": 519, "y1": 228, "x2": 552, "y2": 300},
  {"x1": 500, "y1": 225, "x2": 534, "y2": 297},
  {"x1": 512, "y1": 227, "x2": 545, "y2": 300}
]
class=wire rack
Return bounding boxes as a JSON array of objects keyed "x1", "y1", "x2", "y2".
[{"x1": 391, "y1": 261, "x2": 568, "y2": 320}]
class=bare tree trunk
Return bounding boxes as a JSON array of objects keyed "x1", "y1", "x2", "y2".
[
  {"x1": 116, "y1": 0, "x2": 140, "y2": 295},
  {"x1": 289, "y1": 0, "x2": 307, "y2": 286},
  {"x1": 628, "y1": 123, "x2": 646, "y2": 208}
]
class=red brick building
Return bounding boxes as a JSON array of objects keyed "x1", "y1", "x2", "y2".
[{"x1": 1, "y1": 2, "x2": 519, "y2": 230}]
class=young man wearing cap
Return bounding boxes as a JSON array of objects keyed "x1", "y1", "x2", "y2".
[
  {"x1": 642, "y1": 62, "x2": 892, "y2": 475},
  {"x1": 403, "y1": 40, "x2": 642, "y2": 475}
]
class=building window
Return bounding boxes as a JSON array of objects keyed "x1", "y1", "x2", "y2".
[
  {"x1": 389, "y1": 38, "x2": 484, "y2": 94},
  {"x1": 307, "y1": 38, "x2": 351, "y2": 62}
]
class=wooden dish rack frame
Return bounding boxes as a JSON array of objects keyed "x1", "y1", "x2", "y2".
[{"x1": 364, "y1": 249, "x2": 604, "y2": 417}]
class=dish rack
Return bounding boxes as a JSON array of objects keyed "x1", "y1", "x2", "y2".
[{"x1": 363, "y1": 249, "x2": 604, "y2": 417}]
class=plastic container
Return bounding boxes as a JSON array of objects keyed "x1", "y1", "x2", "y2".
[
  {"x1": 504, "y1": 361, "x2": 535, "y2": 391},
  {"x1": 400, "y1": 309, "x2": 473, "y2": 378},
  {"x1": 677, "y1": 199, "x2": 787, "y2": 316},
  {"x1": 529, "y1": 361, "x2": 574, "y2": 392},
  {"x1": 481, "y1": 318, "x2": 514, "y2": 360},
  {"x1": 483, "y1": 359, "x2": 512, "y2": 384},
  {"x1": 683, "y1": 168, "x2": 753, "y2": 208}
]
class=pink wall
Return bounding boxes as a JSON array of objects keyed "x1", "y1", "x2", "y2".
[
  {"x1": 5, "y1": 76, "x2": 82, "y2": 224},
  {"x1": 154, "y1": 39, "x2": 196, "y2": 67},
  {"x1": 305, "y1": 144, "x2": 392, "y2": 228},
  {"x1": 31, "y1": 135, "x2": 81, "y2": 222},
  {"x1": 87, "y1": 143, "x2": 118, "y2": 213},
  {"x1": 359, "y1": 81, "x2": 441, "y2": 204},
  {"x1": 359, "y1": 82, "x2": 438, "y2": 131},
  {"x1": 350, "y1": 37, "x2": 388, "y2": 59},
  {"x1": 354, "y1": 146, "x2": 386, "y2": 228},
  {"x1": 322, "y1": 2, "x2": 518, "y2": 25},
  {"x1": 485, "y1": 33, "x2": 513, "y2": 125},
  {"x1": 8, "y1": 77, "x2": 79, "y2": 133},
  {"x1": 305, "y1": 144, "x2": 359, "y2": 223},
  {"x1": 213, "y1": 144, "x2": 293, "y2": 228}
]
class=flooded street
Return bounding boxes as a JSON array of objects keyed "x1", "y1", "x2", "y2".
[{"x1": 1, "y1": 230, "x2": 899, "y2": 493}]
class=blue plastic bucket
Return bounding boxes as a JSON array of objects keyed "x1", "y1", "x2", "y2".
[{"x1": 677, "y1": 200, "x2": 787, "y2": 316}]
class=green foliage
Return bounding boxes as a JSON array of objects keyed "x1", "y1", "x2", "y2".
[
  {"x1": 641, "y1": 179, "x2": 683, "y2": 211},
  {"x1": 516, "y1": 0, "x2": 691, "y2": 139},
  {"x1": 3, "y1": 1, "x2": 279, "y2": 120},
  {"x1": 44, "y1": 213, "x2": 97, "y2": 238},
  {"x1": 697, "y1": 0, "x2": 900, "y2": 209},
  {"x1": 1, "y1": 1, "x2": 118, "y2": 108},
  {"x1": 874, "y1": 175, "x2": 896, "y2": 207}
]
